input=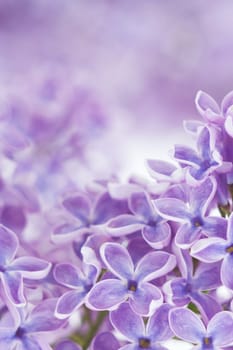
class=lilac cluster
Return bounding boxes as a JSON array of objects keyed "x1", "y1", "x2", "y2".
[{"x1": 2, "y1": 90, "x2": 233, "y2": 350}]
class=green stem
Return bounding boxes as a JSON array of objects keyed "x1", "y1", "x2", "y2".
[{"x1": 82, "y1": 311, "x2": 108, "y2": 350}]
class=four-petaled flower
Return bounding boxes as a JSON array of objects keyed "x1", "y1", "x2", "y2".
[
  {"x1": 154, "y1": 177, "x2": 226, "y2": 248},
  {"x1": 169, "y1": 307, "x2": 233, "y2": 349},
  {"x1": 86, "y1": 242, "x2": 176, "y2": 315},
  {"x1": 110, "y1": 302, "x2": 173, "y2": 350}
]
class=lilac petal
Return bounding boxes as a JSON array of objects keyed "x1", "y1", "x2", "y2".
[
  {"x1": 226, "y1": 212, "x2": 233, "y2": 242},
  {"x1": 147, "y1": 304, "x2": 173, "y2": 342},
  {"x1": 25, "y1": 299, "x2": 64, "y2": 332},
  {"x1": 203, "y1": 216, "x2": 227, "y2": 238},
  {"x1": 120, "y1": 345, "x2": 139, "y2": 350},
  {"x1": 221, "y1": 254, "x2": 233, "y2": 289},
  {"x1": 86, "y1": 279, "x2": 127, "y2": 310},
  {"x1": 8, "y1": 257, "x2": 51, "y2": 279},
  {"x1": 195, "y1": 91, "x2": 220, "y2": 118},
  {"x1": 183, "y1": 120, "x2": 204, "y2": 134},
  {"x1": 193, "y1": 262, "x2": 221, "y2": 290},
  {"x1": 106, "y1": 214, "x2": 143, "y2": 236},
  {"x1": 191, "y1": 292, "x2": 221, "y2": 324},
  {"x1": 197, "y1": 127, "x2": 212, "y2": 162},
  {"x1": 173, "y1": 145, "x2": 200, "y2": 166},
  {"x1": 55, "y1": 340, "x2": 81, "y2": 350},
  {"x1": 55, "y1": 290, "x2": 85, "y2": 319},
  {"x1": 175, "y1": 223, "x2": 201, "y2": 249},
  {"x1": 130, "y1": 282, "x2": 163, "y2": 316},
  {"x1": 52, "y1": 223, "x2": 87, "y2": 242},
  {"x1": 93, "y1": 332, "x2": 120, "y2": 350},
  {"x1": 173, "y1": 247, "x2": 193, "y2": 280},
  {"x1": 53, "y1": 263, "x2": 83, "y2": 288},
  {"x1": 101, "y1": 243, "x2": 134, "y2": 280},
  {"x1": 190, "y1": 178, "x2": 216, "y2": 215},
  {"x1": 191, "y1": 238, "x2": 226, "y2": 263},
  {"x1": 142, "y1": 222, "x2": 171, "y2": 249},
  {"x1": 169, "y1": 308, "x2": 206, "y2": 343},
  {"x1": 135, "y1": 252, "x2": 176, "y2": 282},
  {"x1": 129, "y1": 192, "x2": 154, "y2": 220},
  {"x1": 94, "y1": 192, "x2": 128, "y2": 224},
  {"x1": 163, "y1": 278, "x2": 190, "y2": 306},
  {"x1": 154, "y1": 198, "x2": 190, "y2": 222},
  {"x1": 225, "y1": 115, "x2": 233, "y2": 137},
  {"x1": 110, "y1": 302, "x2": 144, "y2": 341},
  {"x1": 221, "y1": 90, "x2": 233, "y2": 116},
  {"x1": 0, "y1": 225, "x2": 18, "y2": 267},
  {"x1": 146, "y1": 159, "x2": 177, "y2": 178},
  {"x1": 208, "y1": 311, "x2": 233, "y2": 347},
  {"x1": 19, "y1": 338, "x2": 45, "y2": 350},
  {"x1": 62, "y1": 194, "x2": 90, "y2": 222},
  {"x1": 1, "y1": 271, "x2": 25, "y2": 306}
]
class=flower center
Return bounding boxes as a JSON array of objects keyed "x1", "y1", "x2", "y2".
[
  {"x1": 226, "y1": 245, "x2": 233, "y2": 254},
  {"x1": 139, "y1": 337, "x2": 151, "y2": 348},
  {"x1": 128, "y1": 280, "x2": 137, "y2": 292},
  {"x1": 15, "y1": 327, "x2": 26, "y2": 339},
  {"x1": 203, "y1": 336, "x2": 213, "y2": 348},
  {"x1": 191, "y1": 216, "x2": 203, "y2": 228}
]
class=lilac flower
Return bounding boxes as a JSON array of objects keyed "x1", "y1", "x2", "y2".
[
  {"x1": 172, "y1": 127, "x2": 231, "y2": 184},
  {"x1": 163, "y1": 247, "x2": 221, "y2": 323},
  {"x1": 0, "y1": 225, "x2": 51, "y2": 305},
  {"x1": 110, "y1": 302, "x2": 173, "y2": 350},
  {"x1": 52, "y1": 191, "x2": 128, "y2": 242},
  {"x1": 0, "y1": 298, "x2": 65, "y2": 350},
  {"x1": 107, "y1": 191, "x2": 171, "y2": 249},
  {"x1": 191, "y1": 212, "x2": 233, "y2": 290},
  {"x1": 54, "y1": 263, "x2": 98, "y2": 319},
  {"x1": 86, "y1": 242, "x2": 176, "y2": 315},
  {"x1": 92, "y1": 332, "x2": 120, "y2": 350},
  {"x1": 154, "y1": 177, "x2": 227, "y2": 248},
  {"x1": 169, "y1": 307, "x2": 233, "y2": 349}
]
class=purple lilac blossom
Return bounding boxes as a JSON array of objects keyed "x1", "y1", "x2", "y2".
[
  {"x1": 163, "y1": 246, "x2": 221, "y2": 323},
  {"x1": 191, "y1": 212, "x2": 233, "y2": 290},
  {"x1": 172, "y1": 126, "x2": 231, "y2": 185},
  {"x1": 54, "y1": 263, "x2": 98, "y2": 319},
  {"x1": 0, "y1": 298, "x2": 65, "y2": 350},
  {"x1": 106, "y1": 191, "x2": 171, "y2": 249},
  {"x1": 86, "y1": 242, "x2": 176, "y2": 315},
  {"x1": 154, "y1": 177, "x2": 226, "y2": 248},
  {"x1": 169, "y1": 307, "x2": 233, "y2": 349},
  {"x1": 110, "y1": 302, "x2": 173, "y2": 350}
]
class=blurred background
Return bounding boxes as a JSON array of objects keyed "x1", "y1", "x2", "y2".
[{"x1": 1, "y1": 0, "x2": 233, "y2": 181}]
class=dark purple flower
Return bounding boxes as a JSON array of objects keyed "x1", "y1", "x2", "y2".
[
  {"x1": 86, "y1": 242, "x2": 176, "y2": 315},
  {"x1": 107, "y1": 191, "x2": 171, "y2": 249},
  {"x1": 54, "y1": 263, "x2": 98, "y2": 319},
  {"x1": 0, "y1": 225, "x2": 51, "y2": 306},
  {"x1": 154, "y1": 177, "x2": 226, "y2": 248},
  {"x1": 169, "y1": 307, "x2": 233, "y2": 349},
  {"x1": 110, "y1": 302, "x2": 173, "y2": 350}
]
